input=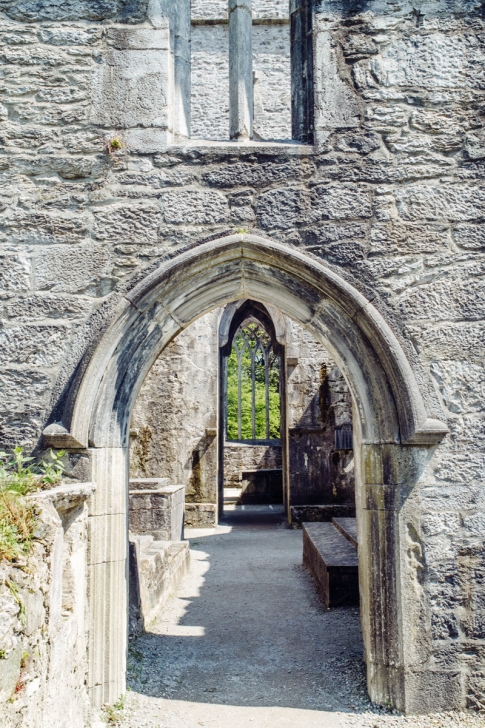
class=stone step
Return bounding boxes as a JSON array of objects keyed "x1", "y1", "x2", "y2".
[
  {"x1": 332, "y1": 517, "x2": 358, "y2": 549},
  {"x1": 302, "y1": 522, "x2": 359, "y2": 609}
]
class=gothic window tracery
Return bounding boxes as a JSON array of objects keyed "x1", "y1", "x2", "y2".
[{"x1": 225, "y1": 318, "x2": 281, "y2": 442}]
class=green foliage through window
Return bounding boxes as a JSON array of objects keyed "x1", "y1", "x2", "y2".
[{"x1": 226, "y1": 321, "x2": 281, "y2": 440}]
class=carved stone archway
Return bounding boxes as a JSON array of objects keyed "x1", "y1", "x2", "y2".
[{"x1": 46, "y1": 234, "x2": 447, "y2": 711}]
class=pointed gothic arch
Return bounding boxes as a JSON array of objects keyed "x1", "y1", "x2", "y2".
[{"x1": 45, "y1": 233, "x2": 447, "y2": 711}]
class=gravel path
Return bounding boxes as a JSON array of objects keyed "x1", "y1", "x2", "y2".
[{"x1": 117, "y1": 508, "x2": 485, "y2": 728}]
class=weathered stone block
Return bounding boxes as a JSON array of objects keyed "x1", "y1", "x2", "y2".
[
  {"x1": 314, "y1": 26, "x2": 360, "y2": 136},
  {"x1": 3, "y1": 295, "x2": 92, "y2": 322},
  {"x1": 0, "y1": 325, "x2": 68, "y2": 367},
  {"x1": 0, "y1": 254, "x2": 31, "y2": 298},
  {"x1": 256, "y1": 187, "x2": 309, "y2": 229},
  {"x1": 310, "y1": 185, "x2": 372, "y2": 221},
  {"x1": 0, "y1": 211, "x2": 89, "y2": 246},
  {"x1": 129, "y1": 481, "x2": 185, "y2": 542},
  {"x1": 375, "y1": 33, "x2": 482, "y2": 90},
  {"x1": 93, "y1": 203, "x2": 160, "y2": 245},
  {"x1": 398, "y1": 277, "x2": 485, "y2": 322},
  {"x1": 35, "y1": 243, "x2": 113, "y2": 295},
  {"x1": 88, "y1": 512, "x2": 128, "y2": 566},
  {"x1": 430, "y1": 361, "x2": 485, "y2": 415},
  {"x1": 453, "y1": 224, "x2": 485, "y2": 250},
  {"x1": 161, "y1": 190, "x2": 229, "y2": 225},
  {"x1": 395, "y1": 185, "x2": 485, "y2": 222},
  {"x1": 91, "y1": 47, "x2": 170, "y2": 129}
]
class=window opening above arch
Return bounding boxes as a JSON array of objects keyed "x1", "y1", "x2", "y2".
[
  {"x1": 189, "y1": 0, "x2": 313, "y2": 143},
  {"x1": 226, "y1": 318, "x2": 281, "y2": 441}
]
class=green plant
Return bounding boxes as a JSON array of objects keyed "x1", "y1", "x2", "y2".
[
  {"x1": 39, "y1": 449, "x2": 66, "y2": 486},
  {"x1": 102, "y1": 694, "x2": 125, "y2": 724},
  {"x1": 0, "y1": 649, "x2": 6, "y2": 659},
  {"x1": 106, "y1": 135, "x2": 125, "y2": 161},
  {"x1": 235, "y1": 227, "x2": 250, "y2": 234},
  {"x1": 226, "y1": 324, "x2": 281, "y2": 440},
  {"x1": 0, "y1": 448, "x2": 66, "y2": 562}
]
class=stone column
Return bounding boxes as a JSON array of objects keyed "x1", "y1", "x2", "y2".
[
  {"x1": 229, "y1": 0, "x2": 253, "y2": 140},
  {"x1": 87, "y1": 447, "x2": 129, "y2": 707}
]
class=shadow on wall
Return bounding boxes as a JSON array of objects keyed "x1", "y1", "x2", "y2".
[
  {"x1": 288, "y1": 360, "x2": 354, "y2": 507},
  {"x1": 186, "y1": 434, "x2": 216, "y2": 503}
]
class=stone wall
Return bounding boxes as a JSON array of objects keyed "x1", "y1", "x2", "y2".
[
  {"x1": 191, "y1": 24, "x2": 229, "y2": 141},
  {"x1": 224, "y1": 442, "x2": 282, "y2": 487},
  {"x1": 130, "y1": 310, "x2": 219, "y2": 519},
  {"x1": 0, "y1": 0, "x2": 484, "y2": 714},
  {"x1": 0, "y1": 484, "x2": 94, "y2": 728},
  {"x1": 190, "y1": 0, "x2": 291, "y2": 141},
  {"x1": 286, "y1": 318, "x2": 354, "y2": 505}
]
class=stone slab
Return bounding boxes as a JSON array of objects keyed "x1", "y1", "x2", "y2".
[
  {"x1": 129, "y1": 537, "x2": 190, "y2": 636},
  {"x1": 332, "y1": 517, "x2": 358, "y2": 549},
  {"x1": 302, "y1": 522, "x2": 359, "y2": 609},
  {"x1": 291, "y1": 503, "x2": 356, "y2": 526}
]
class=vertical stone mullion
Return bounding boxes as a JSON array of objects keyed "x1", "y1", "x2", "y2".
[{"x1": 229, "y1": 0, "x2": 253, "y2": 140}]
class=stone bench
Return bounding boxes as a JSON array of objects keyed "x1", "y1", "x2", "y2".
[
  {"x1": 302, "y1": 520, "x2": 359, "y2": 609},
  {"x1": 332, "y1": 516, "x2": 358, "y2": 549},
  {"x1": 129, "y1": 536, "x2": 190, "y2": 637},
  {"x1": 129, "y1": 479, "x2": 185, "y2": 541}
]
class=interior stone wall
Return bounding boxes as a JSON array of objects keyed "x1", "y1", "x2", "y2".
[
  {"x1": 223, "y1": 442, "x2": 282, "y2": 487},
  {"x1": 190, "y1": 0, "x2": 291, "y2": 141},
  {"x1": 132, "y1": 307, "x2": 351, "y2": 504},
  {"x1": 0, "y1": 0, "x2": 484, "y2": 713},
  {"x1": 286, "y1": 318, "x2": 354, "y2": 506},
  {"x1": 191, "y1": 24, "x2": 230, "y2": 141},
  {"x1": 130, "y1": 309, "x2": 219, "y2": 515}
]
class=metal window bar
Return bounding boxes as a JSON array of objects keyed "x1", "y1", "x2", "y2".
[
  {"x1": 229, "y1": 321, "x2": 278, "y2": 441},
  {"x1": 335, "y1": 423, "x2": 353, "y2": 450}
]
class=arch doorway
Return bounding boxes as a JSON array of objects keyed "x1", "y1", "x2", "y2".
[{"x1": 45, "y1": 234, "x2": 447, "y2": 712}]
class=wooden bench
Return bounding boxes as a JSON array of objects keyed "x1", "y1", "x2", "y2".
[{"x1": 302, "y1": 520, "x2": 359, "y2": 608}]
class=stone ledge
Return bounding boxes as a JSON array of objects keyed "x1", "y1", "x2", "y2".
[
  {"x1": 166, "y1": 140, "x2": 314, "y2": 155},
  {"x1": 28, "y1": 482, "x2": 96, "y2": 512}
]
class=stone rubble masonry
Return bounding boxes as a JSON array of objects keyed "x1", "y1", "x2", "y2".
[
  {"x1": 130, "y1": 309, "x2": 219, "y2": 528},
  {"x1": 0, "y1": 0, "x2": 483, "y2": 716},
  {"x1": 130, "y1": 306, "x2": 352, "y2": 512},
  {"x1": 224, "y1": 442, "x2": 282, "y2": 487},
  {"x1": 129, "y1": 479, "x2": 185, "y2": 541},
  {"x1": 286, "y1": 317, "x2": 355, "y2": 506},
  {"x1": 190, "y1": 0, "x2": 290, "y2": 142},
  {"x1": 129, "y1": 535, "x2": 190, "y2": 637},
  {"x1": 0, "y1": 483, "x2": 95, "y2": 728}
]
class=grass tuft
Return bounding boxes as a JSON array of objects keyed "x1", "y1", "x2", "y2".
[{"x1": 0, "y1": 447, "x2": 66, "y2": 562}]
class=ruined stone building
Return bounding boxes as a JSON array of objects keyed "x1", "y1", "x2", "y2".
[{"x1": 0, "y1": 0, "x2": 485, "y2": 724}]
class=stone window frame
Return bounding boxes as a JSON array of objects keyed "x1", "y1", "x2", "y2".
[
  {"x1": 221, "y1": 304, "x2": 283, "y2": 443},
  {"x1": 93, "y1": 1, "x2": 315, "y2": 152},
  {"x1": 192, "y1": 0, "x2": 314, "y2": 144}
]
